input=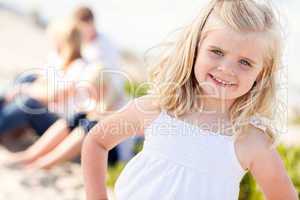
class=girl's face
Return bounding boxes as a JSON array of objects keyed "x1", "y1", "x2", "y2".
[{"x1": 194, "y1": 27, "x2": 266, "y2": 100}]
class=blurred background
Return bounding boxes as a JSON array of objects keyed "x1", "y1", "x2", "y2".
[{"x1": 0, "y1": 0, "x2": 299, "y2": 199}]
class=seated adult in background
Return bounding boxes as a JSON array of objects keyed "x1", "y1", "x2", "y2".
[{"x1": 72, "y1": 6, "x2": 136, "y2": 162}]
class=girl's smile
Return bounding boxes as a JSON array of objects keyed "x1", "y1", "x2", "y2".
[{"x1": 208, "y1": 73, "x2": 237, "y2": 87}]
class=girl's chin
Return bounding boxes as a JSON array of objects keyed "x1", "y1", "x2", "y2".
[{"x1": 200, "y1": 87, "x2": 237, "y2": 100}]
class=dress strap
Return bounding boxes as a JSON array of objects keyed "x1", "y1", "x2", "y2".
[{"x1": 249, "y1": 115, "x2": 272, "y2": 133}]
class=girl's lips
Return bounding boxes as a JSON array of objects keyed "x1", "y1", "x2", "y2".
[{"x1": 208, "y1": 73, "x2": 237, "y2": 87}]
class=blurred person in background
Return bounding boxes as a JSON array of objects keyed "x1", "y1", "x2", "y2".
[
  {"x1": 0, "y1": 19, "x2": 87, "y2": 138},
  {"x1": 7, "y1": 62, "x2": 121, "y2": 169},
  {"x1": 72, "y1": 6, "x2": 136, "y2": 162},
  {"x1": 3, "y1": 6, "x2": 133, "y2": 169}
]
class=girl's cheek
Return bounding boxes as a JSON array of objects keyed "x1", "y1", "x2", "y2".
[
  {"x1": 193, "y1": 65, "x2": 205, "y2": 83},
  {"x1": 193, "y1": 51, "x2": 218, "y2": 78},
  {"x1": 238, "y1": 74, "x2": 256, "y2": 88},
  {"x1": 197, "y1": 52, "x2": 215, "y2": 66}
]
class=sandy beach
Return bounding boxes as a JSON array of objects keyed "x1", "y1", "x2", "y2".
[{"x1": 0, "y1": 148, "x2": 85, "y2": 199}]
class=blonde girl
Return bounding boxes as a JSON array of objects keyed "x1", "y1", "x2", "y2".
[{"x1": 82, "y1": 0, "x2": 298, "y2": 199}]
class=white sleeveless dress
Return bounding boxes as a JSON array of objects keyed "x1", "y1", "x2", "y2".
[{"x1": 114, "y1": 110, "x2": 265, "y2": 200}]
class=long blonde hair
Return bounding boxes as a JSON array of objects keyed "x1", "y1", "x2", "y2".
[
  {"x1": 148, "y1": 0, "x2": 284, "y2": 143},
  {"x1": 47, "y1": 19, "x2": 82, "y2": 69}
]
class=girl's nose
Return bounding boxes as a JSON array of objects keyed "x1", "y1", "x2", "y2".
[{"x1": 216, "y1": 60, "x2": 235, "y2": 76}]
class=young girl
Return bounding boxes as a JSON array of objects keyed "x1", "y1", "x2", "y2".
[{"x1": 82, "y1": 0, "x2": 298, "y2": 199}]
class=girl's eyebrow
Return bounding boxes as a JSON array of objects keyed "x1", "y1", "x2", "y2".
[
  {"x1": 208, "y1": 45, "x2": 258, "y2": 66},
  {"x1": 208, "y1": 45, "x2": 223, "y2": 52}
]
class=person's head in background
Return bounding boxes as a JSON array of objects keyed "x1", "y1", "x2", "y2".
[
  {"x1": 73, "y1": 6, "x2": 97, "y2": 43},
  {"x1": 47, "y1": 19, "x2": 82, "y2": 69}
]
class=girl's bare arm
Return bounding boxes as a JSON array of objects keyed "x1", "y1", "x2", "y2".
[
  {"x1": 238, "y1": 127, "x2": 298, "y2": 200},
  {"x1": 81, "y1": 95, "x2": 159, "y2": 200}
]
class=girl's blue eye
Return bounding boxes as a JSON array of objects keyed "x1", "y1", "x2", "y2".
[
  {"x1": 211, "y1": 49, "x2": 224, "y2": 56},
  {"x1": 240, "y1": 59, "x2": 252, "y2": 67}
]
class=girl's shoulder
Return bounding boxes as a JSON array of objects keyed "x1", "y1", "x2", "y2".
[
  {"x1": 235, "y1": 116, "x2": 276, "y2": 171},
  {"x1": 133, "y1": 95, "x2": 161, "y2": 112},
  {"x1": 238, "y1": 115, "x2": 275, "y2": 144},
  {"x1": 65, "y1": 58, "x2": 87, "y2": 76},
  {"x1": 131, "y1": 95, "x2": 162, "y2": 120},
  {"x1": 117, "y1": 95, "x2": 162, "y2": 134}
]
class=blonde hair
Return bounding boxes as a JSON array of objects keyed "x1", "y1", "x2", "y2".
[
  {"x1": 148, "y1": 0, "x2": 284, "y2": 143},
  {"x1": 47, "y1": 19, "x2": 82, "y2": 69}
]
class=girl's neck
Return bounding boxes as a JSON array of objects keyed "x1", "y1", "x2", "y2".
[{"x1": 196, "y1": 97, "x2": 235, "y2": 118}]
